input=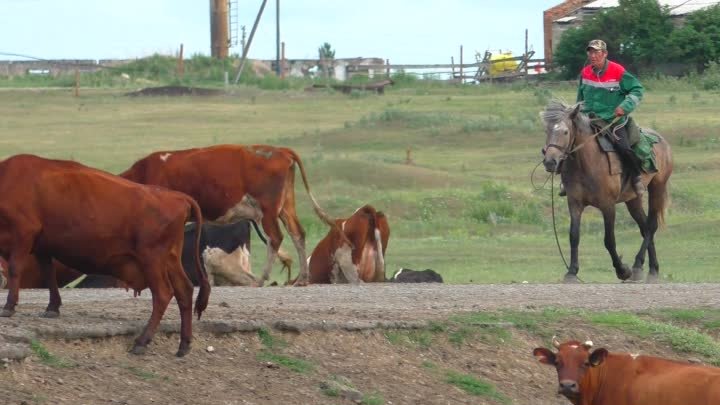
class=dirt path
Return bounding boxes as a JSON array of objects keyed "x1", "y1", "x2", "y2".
[{"x1": 2, "y1": 283, "x2": 720, "y2": 405}]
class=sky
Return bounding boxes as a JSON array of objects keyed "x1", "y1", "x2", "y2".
[{"x1": 1, "y1": 0, "x2": 561, "y2": 64}]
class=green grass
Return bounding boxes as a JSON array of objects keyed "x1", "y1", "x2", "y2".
[
  {"x1": 0, "y1": 80, "x2": 719, "y2": 284},
  {"x1": 29, "y1": 340, "x2": 75, "y2": 368},
  {"x1": 257, "y1": 351, "x2": 314, "y2": 374},
  {"x1": 126, "y1": 366, "x2": 157, "y2": 380},
  {"x1": 361, "y1": 393, "x2": 385, "y2": 405},
  {"x1": 445, "y1": 371, "x2": 510, "y2": 404},
  {"x1": 589, "y1": 312, "x2": 720, "y2": 365}
]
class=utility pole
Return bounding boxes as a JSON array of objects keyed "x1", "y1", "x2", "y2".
[
  {"x1": 233, "y1": 0, "x2": 269, "y2": 84},
  {"x1": 276, "y1": 0, "x2": 281, "y2": 76}
]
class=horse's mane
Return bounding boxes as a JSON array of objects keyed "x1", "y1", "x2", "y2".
[{"x1": 541, "y1": 99, "x2": 592, "y2": 135}]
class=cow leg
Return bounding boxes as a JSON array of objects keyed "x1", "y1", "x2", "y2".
[
  {"x1": 1, "y1": 252, "x2": 34, "y2": 317},
  {"x1": 279, "y1": 209, "x2": 309, "y2": 286},
  {"x1": 333, "y1": 244, "x2": 362, "y2": 284},
  {"x1": 36, "y1": 254, "x2": 61, "y2": 318},
  {"x1": 256, "y1": 215, "x2": 283, "y2": 287},
  {"x1": 167, "y1": 261, "x2": 194, "y2": 357},
  {"x1": 131, "y1": 262, "x2": 173, "y2": 355}
]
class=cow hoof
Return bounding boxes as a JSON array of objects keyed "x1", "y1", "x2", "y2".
[
  {"x1": 40, "y1": 310, "x2": 60, "y2": 318},
  {"x1": 292, "y1": 279, "x2": 309, "y2": 287},
  {"x1": 562, "y1": 273, "x2": 580, "y2": 284},
  {"x1": 130, "y1": 345, "x2": 147, "y2": 355},
  {"x1": 0, "y1": 309, "x2": 15, "y2": 318}
]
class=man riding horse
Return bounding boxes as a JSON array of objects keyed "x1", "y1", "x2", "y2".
[{"x1": 559, "y1": 39, "x2": 645, "y2": 198}]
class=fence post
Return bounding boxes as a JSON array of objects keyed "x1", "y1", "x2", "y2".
[
  {"x1": 177, "y1": 43, "x2": 185, "y2": 79},
  {"x1": 74, "y1": 69, "x2": 79, "y2": 97},
  {"x1": 459, "y1": 45, "x2": 463, "y2": 84}
]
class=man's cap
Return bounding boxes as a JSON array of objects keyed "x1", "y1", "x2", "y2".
[{"x1": 586, "y1": 39, "x2": 607, "y2": 51}]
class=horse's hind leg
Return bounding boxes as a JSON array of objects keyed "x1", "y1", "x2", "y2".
[
  {"x1": 644, "y1": 182, "x2": 667, "y2": 283},
  {"x1": 601, "y1": 207, "x2": 632, "y2": 281},
  {"x1": 625, "y1": 198, "x2": 649, "y2": 281}
]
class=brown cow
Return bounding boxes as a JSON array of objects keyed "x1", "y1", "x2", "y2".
[
  {"x1": 0, "y1": 154, "x2": 209, "y2": 356},
  {"x1": 534, "y1": 337, "x2": 720, "y2": 405},
  {"x1": 308, "y1": 205, "x2": 390, "y2": 284},
  {"x1": 119, "y1": 144, "x2": 340, "y2": 287}
]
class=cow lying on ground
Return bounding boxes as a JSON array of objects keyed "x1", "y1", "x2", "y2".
[
  {"x1": 120, "y1": 144, "x2": 343, "y2": 286},
  {"x1": 1, "y1": 220, "x2": 293, "y2": 289},
  {"x1": 534, "y1": 337, "x2": 720, "y2": 405},
  {"x1": 390, "y1": 268, "x2": 443, "y2": 283},
  {"x1": 307, "y1": 205, "x2": 390, "y2": 284},
  {"x1": 0, "y1": 154, "x2": 209, "y2": 357}
]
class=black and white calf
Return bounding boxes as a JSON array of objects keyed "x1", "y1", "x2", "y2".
[{"x1": 391, "y1": 268, "x2": 444, "y2": 283}]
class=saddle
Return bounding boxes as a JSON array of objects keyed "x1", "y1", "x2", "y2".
[{"x1": 592, "y1": 118, "x2": 659, "y2": 175}]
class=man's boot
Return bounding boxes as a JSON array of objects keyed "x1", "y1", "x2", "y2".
[
  {"x1": 614, "y1": 123, "x2": 645, "y2": 198},
  {"x1": 558, "y1": 182, "x2": 567, "y2": 197}
]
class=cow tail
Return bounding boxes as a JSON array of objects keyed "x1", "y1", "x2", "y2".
[
  {"x1": 187, "y1": 197, "x2": 210, "y2": 320},
  {"x1": 287, "y1": 149, "x2": 350, "y2": 244},
  {"x1": 287, "y1": 149, "x2": 334, "y2": 226},
  {"x1": 373, "y1": 218, "x2": 386, "y2": 281}
]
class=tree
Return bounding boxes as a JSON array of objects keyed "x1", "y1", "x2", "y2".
[
  {"x1": 318, "y1": 42, "x2": 335, "y2": 60},
  {"x1": 317, "y1": 42, "x2": 336, "y2": 78},
  {"x1": 553, "y1": 0, "x2": 673, "y2": 77},
  {"x1": 668, "y1": 4, "x2": 720, "y2": 71}
]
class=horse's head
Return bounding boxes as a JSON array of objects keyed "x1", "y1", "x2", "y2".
[{"x1": 540, "y1": 101, "x2": 583, "y2": 173}]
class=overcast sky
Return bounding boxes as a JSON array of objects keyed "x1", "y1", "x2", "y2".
[{"x1": 1, "y1": 0, "x2": 561, "y2": 63}]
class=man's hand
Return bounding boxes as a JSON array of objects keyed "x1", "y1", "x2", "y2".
[{"x1": 614, "y1": 106, "x2": 625, "y2": 116}]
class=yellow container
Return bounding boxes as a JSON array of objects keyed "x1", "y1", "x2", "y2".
[{"x1": 489, "y1": 52, "x2": 518, "y2": 76}]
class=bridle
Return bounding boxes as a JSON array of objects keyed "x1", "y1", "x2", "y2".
[{"x1": 543, "y1": 115, "x2": 621, "y2": 164}]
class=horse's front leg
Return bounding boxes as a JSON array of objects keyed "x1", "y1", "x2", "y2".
[
  {"x1": 601, "y1": 206, "x2": 632, "y2": 281},
  {"x1": 564, "y1": 201, "x2": 583, "y2": 283}
]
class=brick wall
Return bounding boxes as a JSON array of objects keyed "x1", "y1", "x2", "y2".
[{"x1": 543, "y1": 0, "x2": 593, "y2": 65}]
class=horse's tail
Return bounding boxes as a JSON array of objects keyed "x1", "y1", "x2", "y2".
[{"x1": 653, "y1": 179, "x2": 670, "y2": 230}]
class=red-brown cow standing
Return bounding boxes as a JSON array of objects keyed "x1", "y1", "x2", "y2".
[
  {"x1": 0, "y1": 154, "x2": 209, "y2": 357},
  {"x1": 308, "y1": 205, "x2": 390, "y2": 284},
  {"x1": 119, "y1": 144, "x2": 339, "y2": 287},
  {"x1": 533, "y1": 338, "x2": 720, "y2": 405}
]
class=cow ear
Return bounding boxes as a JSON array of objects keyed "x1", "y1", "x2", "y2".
[
  {"x1": 533, "y1": 348, "x2": 556, "y2": 365},
  {"x1": 588, "y1": 348, "x2": 608, "y2": 367}
]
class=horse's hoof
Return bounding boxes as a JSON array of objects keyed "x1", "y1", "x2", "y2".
[
  {"x1": 176, "y1": 343, "x2": 191, "y2": 357},
  {"x1": 646, "y1": 273, "x2": 660, "y2": 284},
  {"x1": 563, "y1": 273, "x2": 580, "y2": 284},
  {"x1": 130, "y1": 345, "x2": 147, "y2": 355},
  {"x1": 616, "y1": 264, "x2": 632, "y2": 281},
  {"x1": 0, "y1": 308, "x2": 15, "y2": 318},
  {"x1": 40, "y1": 310, "x2": 60, "y2": 318},
  {"x1": 630, "y1": 267, "x2": 645, "y2": 282}
]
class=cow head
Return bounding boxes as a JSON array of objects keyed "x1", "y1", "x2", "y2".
[{"x1": 533, "y1": 337, "x2": 608, "y2": 401}]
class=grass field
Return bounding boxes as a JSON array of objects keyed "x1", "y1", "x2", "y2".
[{"x1": 1, "y1": 81, "x2": 718, "y2": 284}]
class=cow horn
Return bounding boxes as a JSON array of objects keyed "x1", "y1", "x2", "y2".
[
  {"x1": 552, "y1": 335, "x2": 560, "y2": 348},
  {"x1": 583, "y1": 340, "x2": 593, "y2": 348}
]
